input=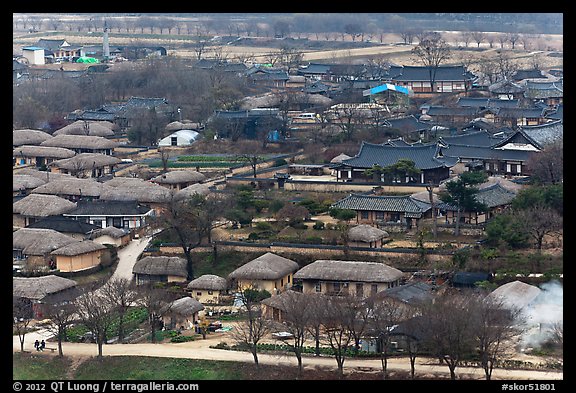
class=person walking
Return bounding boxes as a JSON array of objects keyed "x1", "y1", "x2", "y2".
[
  {"x1": 34, "y1": 340, "x2": 39, "y2": 351},
  {"x1": 39, "y1": 340, "x2": 45, "y2": 351}
]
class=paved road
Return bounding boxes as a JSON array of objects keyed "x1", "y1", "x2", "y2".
[
  {"x1": 110, "y1": 236, "x2": 152, "y2": 281},
  {"x1": 13, "y1": 330, "x2": 562, "y2": 381}
]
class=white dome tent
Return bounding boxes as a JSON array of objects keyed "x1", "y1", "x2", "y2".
[{"x1": 158, "y1": 129, "x2": 200, "y2": 147}]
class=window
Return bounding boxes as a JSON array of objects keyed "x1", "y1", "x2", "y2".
[
  {"x1": 196, "y1": 292, "x2": 202, "y2": 296},
  {"x1": 360, "y1": 211, "x2": 369, "y2": 219},
  {"x1": 371, "y1": 284, "x2": 378, "y2": 295},
  {"x1": 171, "y1": 137, "x2": 178, "y2": 146},
  {"x1": 375, "y1": 211, "x2": 384, "y2": 220},
  {"x1": 208, "y1": 290, "x2": 213, "y2": 295},
  {"x1": 333, "y1": 282, "x2": 341, "y2": 293},
  {"x1": 315, "y1": 282, "x2": 322, "y2": 292},
  {"x1": 356, "y1": 283, "x2": 363, "y2": 297}
]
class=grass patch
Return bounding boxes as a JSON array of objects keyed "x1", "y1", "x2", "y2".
[
  {"x1": 73, "y1": 356, "x2": 244, "y2": 380},
  {"x1": 13, "y1": 352, "x2": 71, "y2": 380}
]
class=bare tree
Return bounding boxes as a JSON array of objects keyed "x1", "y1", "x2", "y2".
[
  {"x1": 43, "y1": 299, "x2": 77, "y2": 356},
  {"x1": 13, "y1": 297, "x2": 33, "y2": 352},
  {"x1": 411, "y1": 33, "x2": 452, "y2": 93},
  {"x1": 320, "y1": 295, "x2": 357, "y2": 379},
  {"x1": 273, "y1": 291, "x2": 315, "y2": 376},
  {"x1": 135, "y1": 283, "x2": 176, "y2": 343},
  {"x1": 158, "y1": 147, "x2": 171, "y2": 174},
  {"x1": 74, "y1": 283, "x2": 116, "y2": 357},
  {"x1": 525, "y1": 140, "x2": 563, "y2": 185},
  {"x1": 426, "y1": 181, "x2": 438, "y2": 240},
  {"x1": 469, "y1": 293, "x2": 523, "y2": 381},
  {"x1": 367, "y1": 296, "x2": 408, "y2": 379},
  {"x1": 229, "y1": 288, "x2": 272, "y2": 366},
  {"x1": 99, "y1": 277, "x2": 139, "y2": 344},
  {"x1": 506, "y1": 32, "x2": 520, "y2": 49},
  {"x1": 419, "y1": 290, "x2": 477, "y2": 380},
  {"x1": 471, "y1": 31, "x2": 486, "y2": 48},
  {"x1": 513, "y1": 206, "x2": 563, "y2": 251}
]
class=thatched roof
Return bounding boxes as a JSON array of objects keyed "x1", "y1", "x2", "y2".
[
  {"x1": 260, "y1": 289, "x2": 304, "y2": 310},
  {"x1": 13, "y1": 129, "x2": 53, "y2": 146},
  {"x1": 174, "y1": 183, "x2": 211, "y2": 201},
  {"x1": 487, "y1": 280, "x2": 542, "y2": 310},
  {"x1": 51, "y1": 240, "x2": 106, "y2": 256},
  {"x1": 13, "y1": 275, "x2": 77, "y2": 300},
  {"x1": 330, "y1": 153, "x2": 352, "y2": 164},
  {"x1": 49, "y1": 153, "x2": 121, "y2": 170},
  {"x1": 41, "y1": 134, "x2": 118, "y2": 150},
  {"x1": 239, "y1": 91, "x2": 333, "y2": 110},
  {"x1": 13, "y1": 228, "x2": 78, "y2": 255},
  {"x1": 132, "y1": 256, "x2": 188, "y2": 278},
  {"x1": 90, "y1": 226, "x2": 129, "y2": 239},
  {"x1": 53, "y1": 120, "x2": 115, "y2": 137},
  {"x1": 167, "y1": 296, "x2": 205, "y2": 316},
  {"x1": 151, "y1": 170, "x2": 206, "y2": 185},
  {"x1": 228, "y1": 252, "x2": 299, "y2": 280},
  {"x1": 165, "y1": 121, "x2": 202, "y2": 131},
  {"x1": 32, "y1": 177, "x2": 110, "y2": 197},
  {"x1": 187, "y1": 274, "x2": 227, "y2": 291},
  {"x1": 100, "y1": 177, "x2": 172, "y2": 203},
  {"x1": 13, "y1": 145, "x2": 76, "y2": 159},
  {"x1": 348, "y1": 224, "x2": 389, "y2": 243},
  {"x1": 13, "y1": 174, "x2": 47, "y2": 192},
  {"x1": 13, "y1": 194, "x2": 77, "y2": 217},
  {"x1": 409, "y1": 190, "x2": 441, "y2": 204},
  {"x1": 13, "y1": 168, "x2": 74, "y2": 182},
  {"x1": 294, "y1": 260, "x2": 404, "y2": 283}
]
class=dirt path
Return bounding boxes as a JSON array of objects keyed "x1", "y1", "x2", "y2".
[{"x1": 13, "y1": 330, "x2": 562, "y2": 380}]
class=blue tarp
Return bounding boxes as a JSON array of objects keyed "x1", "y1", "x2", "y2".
[{"x1": 363, "y1": 83, "x2": 410, "y2": 96}]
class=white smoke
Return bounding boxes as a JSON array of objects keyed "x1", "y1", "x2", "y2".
[{"x1": 518, "y1": 280, "x2": 563, "y2": 350}]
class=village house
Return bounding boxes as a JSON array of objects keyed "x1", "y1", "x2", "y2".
[
  {"x1": 13, "y1": 129, "x2": 53, "y2": 147},
  {"x1": 13, "y1": 275, "x2": 79, "y2": 320},
  {"x1": 347, "y1": 224, "x2": 390, "y2": 248},
  {"x1": 150, "y1": 170, "x2": 206, "y2": 191},
  {"x1": 162, "y1": 297, "x2": 205, "y2": 331},
  {"x1": 88, "y1": 226, "x2": 132, "y2": 247},
  {"x1": 40, "y1": 134, "x2": 118, "y2": 155},
  {"x1": 227, "y1": 252, "x2": 300, "y2": 295},
  {"x1": 13, "y1": 228, "x2": 78, "y2": 271},
  {"x1": 99, "y1": 177, "x2": 172, "y2": 215},
  {"x1": 48, "y1": 153, "x2": 121, "y2": 178},
  {"x1": 26, "y1": 215, "x2": 101, "y2": 240},
  {"x1": 332, "y1": 194, "x2": 432, "y2": 230},
  {"x1": 13, "y1": 194, "x2": 77, "y2": 228},
  {"x1": 333, "y1": 141, "x2": 458, "y2": 184},
  {"x1": 62, "y1": 199, "x2": 154, "y2": 231},
  {"x1": 52, "y1": 120, "x2": 116, "y2": 137},
  {"x1": 260, "y1": 289, "x2": 307, "y2": 323},
  {"x1": 293, "y1": 260, "x2": 404, "y2": 298},
  {"x1": 388, "y1": 64, "x2": 477, "y2": 97},
  {"x1": 132, "y1": 256, "x2": 188, "y2": 285},
  {"x1": 32, "y1": 176, "x2": 111, "y2": 202},
  {"x1": 187, "y1": 274, "x2": 228, "y2": 304},
  {"x1": 50, "y1": 239, "x2": 107, "y2": 273},
  {"x1": 13, "y1": 145, "x2": 76, "y2": 168},
  {"x1": 13, "y1": 174, "x2": 46, "y2": 196}
]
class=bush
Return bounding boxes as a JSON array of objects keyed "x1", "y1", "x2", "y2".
[
  {"x1": 170, "y1": 335, "x2": 196, "y2": 343},
  {"x1": 273, "y1": 158, "x2": 288, "y2": 167},
  {"x1": 291, "y1": 222, "x2": 308, "y2": 230},
  {"x1": 255, "y1": 221, "x2": 273, "y2": 231},
  {"x1": 313, "y1": 221, "x2": 325, "y2": 230}
]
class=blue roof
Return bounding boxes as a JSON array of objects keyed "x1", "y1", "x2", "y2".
[
  {"x1": 22, "y1": 46, "x2": 45, "y2": 51},
  {"x1": 365, "y1": 83, "x2": 410, "y2": 96}
]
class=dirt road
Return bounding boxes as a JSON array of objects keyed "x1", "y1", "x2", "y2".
[{"x1": 13, "y1": 329, "x2": 562, "y2": 381}]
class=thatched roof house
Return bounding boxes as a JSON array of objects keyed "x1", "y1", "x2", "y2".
[
  {"x1": 294, "y1": 260, "x2": 404, "y2": 297},
  {"x1": 53, "y1": 120, "x2": 115, "y2": 137},
  {"x1": 487, "y1": 280, "x2": 542, "y2": 310},
  {"x1": 13, "y1": 275, "x2": 79, "y2": 319},
  {"x1": 40, "y1": 134, "x2": 118, "y2": 154},
  {"x1": 14, "y1": 168, "x2": 74, "y2": 182},
  {"x1": 50, "y1": 239, "x2": 107, "y2": 272},
  {"x1": 348, "y1": 224, "x2": 389, "y2": 247},
  {"x1": 330, "y1": 153, "x2": 352, "y2": 164},
  {"x1": 174, "y1": 183, "x2": 211, "y2": 201},
  {"x1": 132, "y1": 256, "x2": 188, "y2": 285},
  {"x1": 13, "y1": 174, "x2": 46, "y2": 194},
  {"x1": 14, "y1": 145, "x2": 76, "y2": 160},
  {"x1": 88, "y1": 226, "x2": 131, "y2": 247},
  {"x1": 187, "y1": 274, "x2": 228, "y2": 291},
  {"x1": 100, "y1": 177, "x2": 172, "y2": 205},
  {"x1": 49, "y1": 153, "x2": 121, "y2": 177},
  {"x1": 228, "y1": 252, "x2": 300, "y2": 294},
  {"x1": 32, "y1": 177, "x2": 111, "y2": 199},
  {"x1": 187, "y1": 274, "x2": 228, "y2": 304},
  {"x1": 13, "y1": 228, "x2": 78, "y2": 257},
  {"x1": 151, "y1": 170, "x2": 206, "y2": 191},
  {"x1": 13, "y1": 194, "x2": 77, "y2": 227},
  {"x1": 13, "y1": 129, "x2": 53, "y2": 147},
  {"x1": 162, "y1": 296, "x2": 205, "y2": 330},
  {"x1": 13, "y1": 274, "x2": 78, "y2": 301}
]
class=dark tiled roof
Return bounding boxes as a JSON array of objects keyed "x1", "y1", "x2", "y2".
[
  {"x1": 457, "y1": 97, "x2": 519, "y2": 109},
  {"x1": 439, "y1": 130, "x2": 506, "y2": 148},
  {"x1": 332, "y1": 194, "x2": 431, "y2": 217},
  {"x1": 520, "y1": 120, "x2": 563, "y2": 147},
  {"x1": 495, "y1": 107, "x2": 546, "y2": 118},
  {"x1": 26, "y1": 215, "x2": 100, "y2": 234},
  {"x1": 342, "y1": 142, "x2": 457, "y2": 170},
  {"x1": 375, "y1": 281, "x2": 434, "y2": 304},
  {"x1": 524, "y1": 81, "x2": 563, "y2": 99},
  {"x1": 297, "y1": 63, "x2": 333, "y2": 75},
  {"x1": 437, "y1": 183, "x2": 517, "y2": 211},
  {"x1": 489, "y1": 79, "x2": 525, "y2": 94},
  {"x1": 427, "y1": 106, "x2": 478, "y2": 116},
  {"x1": 438, "y1": 144, "x2": 534, "y2": 161},
  {"x1": 546, "y1": 105, "x2": 563, "y2": 121},
  {"x1": 512, "y1": 69, "x2": 546, "y2": 81},
  {"x1": 383, "y1": 115, "x2": 432, "y2": 133},
  {"x1": 452, "y1": 272, "x2": 491, "y2": 286},
  {"x1": 391, "y1": 65, "x2": 476, "y2": 82},
  {"x1": 65, "y1": 199, "x2": 152, "y2": 216},
  {"x1": 124, "y1": 97, "x2": 169, "y2": 109}
]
